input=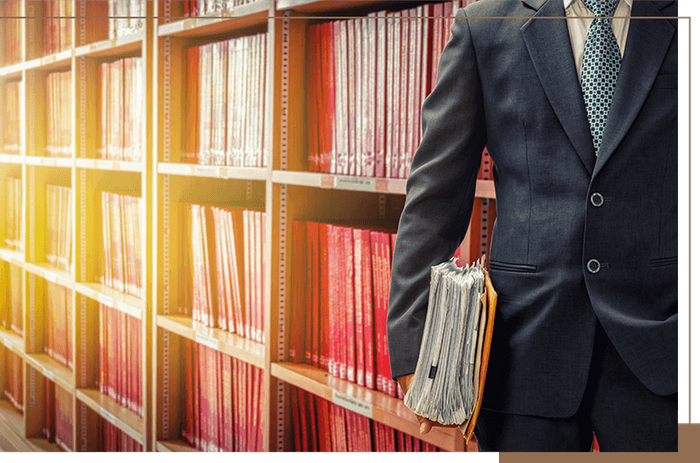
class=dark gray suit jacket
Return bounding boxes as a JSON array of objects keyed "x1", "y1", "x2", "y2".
[{"x1": 387, "y1": 0, "x2": 677, "y2": 418}]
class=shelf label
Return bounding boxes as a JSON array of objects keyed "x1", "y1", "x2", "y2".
[
  {"x1": 97, "y1": 160, "x2": 113, "y2": 170},
  {"x1": 320, "y1": 175, "x2": 335, "y2": 189},
  {"x1": 43, "y1": 367, "x2": 55, "y2": 382},
  {"x1": 336, "y1": 176, "x2": 376, "y2": 193},
  {"x1": 332, "y1": 390, "x2": 373, "y2": 419},
  {"x1": 98, "y1": 294, "x2": 114, "y2": 307},
  {"x1": 195, "y1": 332, "x2": 219, "y2": 350},
  {"x1": 194, "y1": 165, "x2": 212, "y2": 177},
  {"x1": 101, "y1": 409, "x2": 117, "y2": 425}
]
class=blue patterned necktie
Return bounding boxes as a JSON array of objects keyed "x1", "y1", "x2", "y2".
[{"x1": 580, "y1": 0, "x2": 622, "y2": 156}]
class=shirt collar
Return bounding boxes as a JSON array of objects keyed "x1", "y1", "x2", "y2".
[{"x1": 563, "y1": 0, "x2": 633, "y2": 10}]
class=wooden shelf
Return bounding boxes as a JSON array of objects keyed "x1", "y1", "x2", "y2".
[
  {"x1": 0, "y1": 153, "x2": 23, "y2": 164},
  {"x1": 75, "y1": 158, "x2": 143, "y2": 173},
  {"x1": 157, "y1": 315, "x2": 265, "y2": 370},
  {"x1": 0, "y1": 400, "x2": 24, "y2": 437},
  {"x1": 0, "y1": 327, "x2": 24, "y2": 354},
  {"x1": 0, "y1": 61, "x2": 24, "y2": 78},
  {"x1": 0, "y1": 246, "x2": 24, "y2": 267},
  {"x1": 156, "y1": 441, "x2": 204, "y2": 455},
  {"x1": 24, "y1": 263, "x2": 74, "y2": 290},
  {"x1": 157, "y1": 0, "x2": 271, "y2": 38},
  {"x1": 24, "y1": 156, "x2": 73, "y2": 168},
  {"x1": 76, "y1": 388, "x2": 145, "y2": 446},
  {"x1": 270, "y1": 362, "x2": 465, "y2": 452},
  {"x1": 26, "y1": 437, "x2": 63, "y2": 452},
  {"x1": 23, "y1": 50, "x2": 72, "y2": 72},
  {"x1": 276, "y1": 0, "x2": 400, "y2": 15},
  {"x1": 24, "y1": 353, "x2": 75, "y2": 394},
  {"x1": 158, "y1": 162, "x2": 268, "y2": 181},
  {"x1": 74, "y1": 32, "x2": 144, "y2": 58},
  {"x1": 75, "y1": 282, "x2": 144, "y2": 320}
]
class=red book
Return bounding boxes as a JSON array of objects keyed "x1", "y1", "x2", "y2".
[
  {"x1": 347, "y1": 19, "x2": 357, "y2": 177},
  {"x1": 352, "y1": 228, "x2": 365, "y2": 387},
  {"x1": 291, "y1": 387, "x2": 301, "y2": 450},
  {"x1": 342, "y1": 227, "x2": 355, "y2": 383},
  {"x1": 405, "y1": 8, "x2": 418, "y2": 179},
  {"x1": 304, "y1": 222, "x2": 315, "y2": 365},
  {"x1": 384, "y1": 12, "x2": 395, "y2": 179},
  {"x1": 254, "y1": 211, "x2": 263, "y2": 343},
  {"x1": 326, "y1": 224, "x2": 338, "y2": 377},
  {"x1": 309, "y1": 222, "x2": 320, "y2": 367},
  {"x1": 306, "y1": 25, "x2": 320, "y2": 172},
  {"x1": 316, "y1": 395, "x2": 331, "y2": 451},
  {"x1": 243, "y1": 210, "x2": 252, "y2": 338},
  {"x1": 373, "y1": 11, "x2": 386, "y2": 178},
  {"x1": 182, "y1": 341, "x2": 194, "y2": 446},
  {"x1": 229, "y1": 208, "x2": 246, "y2": 335},
  {"x1": 289, "y1": 221, "x2": 307, "y2": 363},
  {"x1": 319, "y1": 224, "x2": 331, "y2": 371},
  {"x1": 334, "y1": 225, "x2": 345, "y2": 381},
  {"x1": 326, "y1": 21, "x2": 337, "y2": 175}
]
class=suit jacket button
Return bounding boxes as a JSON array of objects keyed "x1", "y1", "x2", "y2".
[
  {"x1": 587, "y1": 259, "x2": 601, "y2": 273},
  {"x1": 590, "y1": 193, "x2": 604, "y2": 207}
]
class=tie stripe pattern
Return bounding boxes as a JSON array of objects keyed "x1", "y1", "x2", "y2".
[{"x1": 580, "y1": 0, "x2": 621, "y2": 156}]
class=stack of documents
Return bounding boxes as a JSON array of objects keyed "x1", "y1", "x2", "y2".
[{"x1": 403, "y1": 257, "x2": 490, "y2": 427}]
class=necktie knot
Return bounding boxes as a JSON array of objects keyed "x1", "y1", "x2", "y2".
[{"x1": 581, "y1": 0, "x2": 619, "y2": 18}]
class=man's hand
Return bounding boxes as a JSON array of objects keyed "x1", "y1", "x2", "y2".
[{"x1": 397, "y1": 373, "x2": 456, "y2": 435}]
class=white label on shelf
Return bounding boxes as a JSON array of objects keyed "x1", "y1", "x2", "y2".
[
  {"x1": 44, "y1": 272, "x2": 58, "y2": 283},
  {"x1": 3, "y1": 337, "x2": 13, "y2": 350},
  {"x1": 195, "y1": 332, "x2": 219, "y2": 350},
  {"x1": 332, "y1": 390, "x2": 373, "y2": 419},
  {"x1": 98, "y1": 294, "x2": 114, "y2": 307},
  {"x1": 194, "y1": 165, "x2": 211, "y2": 177},
  {"x1": 101, "y1": 409, "x2": 117, "y2": 425},
  {"x1": 43, "y1": 367, "x2": 55, "y2": 382},
  {"x1": 336, "y1": 176, "x2": 376, "y2": 192},
  {"x1": 97, "y1": 160, "x2": 112, "y2": 170}
]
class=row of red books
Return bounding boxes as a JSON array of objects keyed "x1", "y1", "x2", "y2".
[
  {"x1": 1, "y1": 261, "x2": 23, "y2": 336},
  {"x1": 45, "y1": 280, "x2": 73, "y2": 371},
  {"x1": 305, "y1": 0, "x2": 478, "y2": 178},
  {"x1": 291, "y1": 387, "x2": 440, "y2": 452},
  {"x1": 182, "y1": 0, "x2": 258, "y2": 17},
  {"x1": 46, "y1": 184, "x2": 72, "y2": 272},
  {"x1": 2, "y1": 1, "x2": 21, "y2": 66},
  {"x1": 98, "y1": 58, "x2": 145, "y2": 163},
  {"x1": 3, "y1": 348, "x2": 23, "y2": 413},
  {"x1": 45, "y1": 70, "x2": 72, "y2": 158},
  {"x1": 289, "y1": 221, "x2": 404, "y2": 398},
  {"x1": 184, "y1": 32, "x2": 269, "y2": 168},
  {"x1": 42, "y1": 0, "x2": 73, "y2": 56},
  {"x1": 42, "y1": 379, "x2": 74, "y2": 452},
  {"x1": 181, "y1": 341, "x2": 264, "y2": 451},
  {"x1": 99, "y1": 303, "x2": 143, "y2": 417},
  {"x1": 100, "y1": 191, "x2": 144, "y2": 299},
  {"x1": 5, "y1": 177, "x2": 22, "y2": 252},
  {"x1": 100, "y1": 419, "x2": 144, "y2": 452},
  {"x1": 180, "y1": 204, "x2": 266, "y2": 343},
  {"x1": 108, "y1": 0, "x2": 146, "y2": 39},
  {"x1": 2, "y1": 80, "x2": 20, "y2": 155}
]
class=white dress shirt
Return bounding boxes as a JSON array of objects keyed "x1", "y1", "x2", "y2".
[{"x1": 564, "y1": 0, "x2": 633, "y2": 79}]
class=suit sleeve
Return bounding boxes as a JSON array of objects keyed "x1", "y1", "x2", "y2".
[{"x1": 387, "y1": 9, "x2": 487, "y2": 380}]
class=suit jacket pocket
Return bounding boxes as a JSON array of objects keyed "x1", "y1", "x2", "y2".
[
  {"x1": 489, "y1": 260, "x2": 538, "y2": 273},
  {"x1": 649, "y1": 256, "x2": 677, "y2": 268}
]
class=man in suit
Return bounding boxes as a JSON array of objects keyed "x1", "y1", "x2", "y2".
[{"x1": 387, "y1": 0, "x2": 677, "y2": 451}]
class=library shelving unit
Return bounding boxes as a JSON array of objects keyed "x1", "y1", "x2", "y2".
[
  {"x1": 1, "y1": 0, "x2": 496, "y2": 452},
  {"x1": 1, "y1": 0, "x2": 154, "y2": 451}
]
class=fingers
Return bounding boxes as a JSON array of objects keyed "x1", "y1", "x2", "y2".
[{"x1": 418, "y1": 416, "x2": 433, "y2": 435}]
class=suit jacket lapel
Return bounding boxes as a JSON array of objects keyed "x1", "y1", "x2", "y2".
[
  {"x1": 593, "y1": 0, "x2": 676, "y2": 178},
  {"x1": 521, "y1": 0, "x2": 596, "y2": 175}
]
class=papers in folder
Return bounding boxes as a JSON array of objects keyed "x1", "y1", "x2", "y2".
[{"x1": 403, "y1": 256, "x2": 497, "y2": 443}]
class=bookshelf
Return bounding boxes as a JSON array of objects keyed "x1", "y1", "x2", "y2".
[{"x1": 0, "y1": 0, "x2": 496, "y2": 452}]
